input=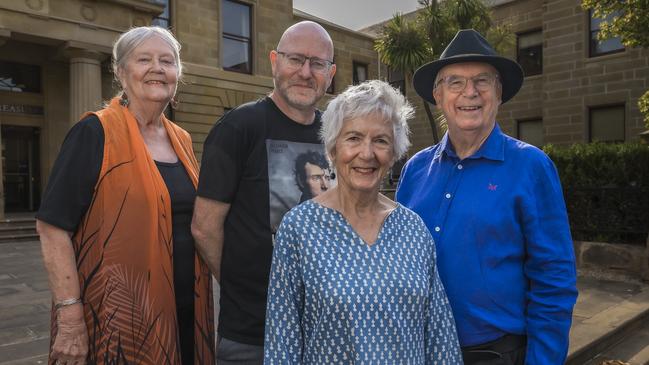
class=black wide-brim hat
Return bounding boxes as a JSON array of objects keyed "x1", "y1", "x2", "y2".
[{"x1": 413, "y1": 29, "x2": 524, "y2": 105}]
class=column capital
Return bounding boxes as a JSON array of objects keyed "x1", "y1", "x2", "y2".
[{"x1": 57, "y1": 41, "x2": 110, "y2": 62}]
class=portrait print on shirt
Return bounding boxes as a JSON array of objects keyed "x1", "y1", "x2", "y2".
[{"x1": 266, "y1": 139, "x2": 334, "y2": 234}]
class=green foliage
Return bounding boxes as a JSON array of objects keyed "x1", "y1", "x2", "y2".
[
  {"x1": 543, "y1": 142, "x2": 649, "y2": 244},
  {"x1": 374, "y1": 14, "x2": 432, "y2": 74},
  {"x1": 543, "y1": 142, "x2": 649, "y2": 187},
  {"x1": 581, "y1": 0, "x2": 649, "y2": 48},
  {"x1": 640, "y1": 90, "x2": 649, "y2": 129}
]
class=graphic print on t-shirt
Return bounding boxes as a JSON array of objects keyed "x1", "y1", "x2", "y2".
[{"x1": 266, "y1": 139, "x2": 335, "y2": 234}]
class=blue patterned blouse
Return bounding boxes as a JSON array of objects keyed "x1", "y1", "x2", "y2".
[{"x1": 264, "y1": 200, "x2": 463, "y2": 364}]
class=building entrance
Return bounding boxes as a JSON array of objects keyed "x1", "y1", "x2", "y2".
[{"x1": 1, "y1": 125, "x2": 41, "y2": 212}]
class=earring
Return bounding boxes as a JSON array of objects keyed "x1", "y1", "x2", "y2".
[
  {"x1": 170, "y1": 96, "x2": 178, "y2": 110},
  {"x1": 119, "y1": 91, "x2": 129, "y2": 107}
]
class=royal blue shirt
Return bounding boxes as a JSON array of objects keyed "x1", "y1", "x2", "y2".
[{"x1": 396, "y1": 124, "x2": 577, "y2": 365}]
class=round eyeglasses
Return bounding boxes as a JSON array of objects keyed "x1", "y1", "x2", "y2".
[{"x1": 276, "y1": 51, "x2": 334, "y2": 75}]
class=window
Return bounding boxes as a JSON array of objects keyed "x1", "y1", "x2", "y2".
[
  {"x1": 388, "y1": 67, "x2": 405, "y2": 95},
  {"x1": 222, "y1": 0, "x2": 252, "y2": 74},
  {"x1": 352, "y1": 62, "x2": 368, "y2": 85},
  {"x1": 0, "y1": 61, "x2": 41, "y2": 93},
  {"x1": 589, "y1": 105, "x2": 625, "y2": 142},
  {"x1": 517, "y1": 119, "x2": 544, "y2": 147},
  {"x1": 589, "y1": 10, "x2": 624, "y2": 57},
  {"x1": 152, "y1": 0, "x2": 171, "y2": 29},
  {"x1": 517, "y1": 30, "x2": 542, "y2": 76}
]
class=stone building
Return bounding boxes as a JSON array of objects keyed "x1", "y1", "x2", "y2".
[
  {"x1": 0, "y1": 0, "x2": 377, "y2": 218},
  {"x1": 2, "y1": 0, "x2": 647, "y2": 218},
  {"x1": 361, "y1": 0, "x2": 649, "y2": 153}
]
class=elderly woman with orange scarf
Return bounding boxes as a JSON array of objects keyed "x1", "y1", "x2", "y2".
[{"x1": 36, "y1": 26, "x2": 214, "y2": 365}]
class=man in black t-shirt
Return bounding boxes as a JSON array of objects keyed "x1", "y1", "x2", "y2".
[{"x1": 192, "y1": 20, "x2": 336, "y2": 363}]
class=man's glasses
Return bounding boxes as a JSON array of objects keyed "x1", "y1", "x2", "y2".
[
  {"x1": 435, "y1": 73, "x2": 499, "y2": 93},
  {"x1": 276, "y1": 51, "x2": 333, "y2": 75}
]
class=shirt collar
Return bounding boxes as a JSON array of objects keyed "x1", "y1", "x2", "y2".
[{"x1": 438, "y1": 123, "x2": 505, "y2": 161}]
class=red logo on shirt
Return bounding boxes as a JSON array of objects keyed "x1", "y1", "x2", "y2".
[{"x1": 488, "y1": 183, "x2": 498, "y2": 191}]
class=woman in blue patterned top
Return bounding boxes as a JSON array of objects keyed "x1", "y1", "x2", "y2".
[{"x1": 264, "y1": 80, "x2": 462, "y2": 364}]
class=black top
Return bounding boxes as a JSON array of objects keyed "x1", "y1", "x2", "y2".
[{"x1": 197, "y1": 97, "x2": 325, "y2": 345}]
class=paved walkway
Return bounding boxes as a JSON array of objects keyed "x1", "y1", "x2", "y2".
[{"x1": 1, "y1": 239, "x2": 648, "y2": 364}]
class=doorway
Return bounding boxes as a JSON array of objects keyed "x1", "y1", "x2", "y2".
[{"x1": 1, "y1": 125, "x2": 41, "y2": 212}]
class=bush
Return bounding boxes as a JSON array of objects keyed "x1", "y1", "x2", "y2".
[{"x1": 543, "y1": 142, "x2": 649, "y2": 245}]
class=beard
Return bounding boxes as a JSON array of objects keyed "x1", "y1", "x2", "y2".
[{"x1": 275, "y1": 78, "x2": 325, "y2": 110}]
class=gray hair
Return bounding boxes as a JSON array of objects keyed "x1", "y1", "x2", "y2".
[
  {"x1": 112, "y1": 26, "x2": 182, "y2": 89},
  {"x1": 320, "y1": 80, "x2": 413, "y2": 162}
]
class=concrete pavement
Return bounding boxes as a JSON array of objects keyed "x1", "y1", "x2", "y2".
[{"x1": 1, "y1": 238, "x2": 648, "y2": 364}]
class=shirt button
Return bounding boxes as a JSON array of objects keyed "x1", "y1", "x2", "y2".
[
  {"x1": 445, "y1": 193, "x2": 451, "y2": 199},
  {"x1": 457, "y1": 164, "x2": 463, "y2": 170},
  {"x1": 434, "y1": 226, "x2": 441, "y2": 232}
]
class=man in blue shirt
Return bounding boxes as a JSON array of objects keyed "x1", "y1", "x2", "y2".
[{"x1": 396, "y1": 29, "x2": 577, "y2": 365}]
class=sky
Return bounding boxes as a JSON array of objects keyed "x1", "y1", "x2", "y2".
[{"x1": 293, "y1": 0, "x2": 421, "y2": 30}]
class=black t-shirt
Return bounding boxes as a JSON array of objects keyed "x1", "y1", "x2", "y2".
[{"x1": 197, "y1": 97, "x2": 326, "y2": 345}]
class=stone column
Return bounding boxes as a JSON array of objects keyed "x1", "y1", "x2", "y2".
[{"x1": 64, "y1": 47, "x2": 105, "y2": 126}]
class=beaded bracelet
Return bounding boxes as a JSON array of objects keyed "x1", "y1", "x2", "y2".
[{"x1": 54, "y1": 297, "x2": 82, "y2": 310}]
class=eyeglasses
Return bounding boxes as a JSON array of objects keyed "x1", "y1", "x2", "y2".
[
  {"x1": 276, "y1": 51, "x2": 333, "y2": 75},
  {"x1": 435, "y1": 73, "x2": 499, "y2": 93}
]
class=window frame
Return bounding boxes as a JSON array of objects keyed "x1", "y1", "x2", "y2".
[
  {"x1": 152, "y1": 0, "x2": 171, "y2": 29},
  {"x1": 352, "y1": 61, "x2": 368, "y2": 85},
  {"x1": 516, "y1": 29, "x2": 543, "y2": 77},
  {"x1": 388, "y1": 67, "x2": 406, "y2": 95},
  {"x1": 221, "y1": 0, "x2": 253, "y2": 74},
  {"x1": 588, "y1": 9, "x2": 624, "y2": 58},
  {"x1": 588, "y1": 104, "x2": 625, "y2": 143},
  {"x1": 516, "y1": 118, "x2": 544, "y2": 147}
]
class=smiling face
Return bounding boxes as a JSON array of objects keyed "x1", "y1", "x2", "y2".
[
  {"x1": 332, "y1": 113, "x2": 395, "y2": 194},
  {"x1": 117, "y1": 35, "x2": 179, "y2": 107},
  {"x1": 270, "y1": 23, "x2": 336, "y2": 112},
  {"x1": 433, "y1": 62, "x2": 502, "y2": 138}
]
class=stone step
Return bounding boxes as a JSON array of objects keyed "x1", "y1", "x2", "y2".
[
  {"x1": 567, "y1": 288, "x2": 649, "y2": 365},
  {"x1": 583, "y1": 324, "x2": 649, "y2": 365},
  {"x1": 0, "y1": 233, "x2": 40, "y2": 244},
  {"x1": 0, "y1": 225, "x2": 37, "y2": 235}
]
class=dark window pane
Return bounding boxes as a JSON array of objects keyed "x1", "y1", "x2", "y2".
[
  {"x1": 222, "y1": 0, "x2": 251, "y2": 74},
  {"x1": 517, "y1": 31, "x2": 542, "y2": 76},
  {"x1": 223, "y1": 0, "x2": 251, "y2": 38},
  {"x1": 388, "y1": 68, "x2": 405, "y2": 95},
  {"x1": 590, "y1": 105, "x2": 625, "y2": 142},
  {"x1": 517, "y1": 119, "x2": 544, "y2": 147},
  {"x1": 152, "y1": 0, "x2": 170, "y2": 29},
  {"x1": 0, "y1": 61, "x2": 41, "y2": 93},
  {"x1": 223, "y1": 37, "x2": 251, "y2": 73},
  {"x1": 353, "y1": 62, "x2": 368, "y2": 85},
  {"x1": 589, "y1": 10, "x2": 624, "y2": 57}
]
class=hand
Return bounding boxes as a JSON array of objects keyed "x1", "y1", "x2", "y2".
[{"x1": 51, "y1": 304, "x2": 88, "y2": 365}]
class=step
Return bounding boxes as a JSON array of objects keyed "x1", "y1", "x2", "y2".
[
  {"x1": 0, "y1": 233, "x2": 40, "y2": 244},
  {"x1": 567, "y1": 288, "x2": 649, "y2": 365},
  {"x1": 0, "y1": 218, "x2": 36, "y2": 229},
  {"x1": 584, "y1": 325, "x2": 649, "y2": 365},
  {"x1": 0, "y1": 225, "x2": 37, "y2": 234}
]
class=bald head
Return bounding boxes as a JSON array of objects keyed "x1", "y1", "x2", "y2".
[{"x1": 277, "y1": 21, "x2": 334, "y2": 60}]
